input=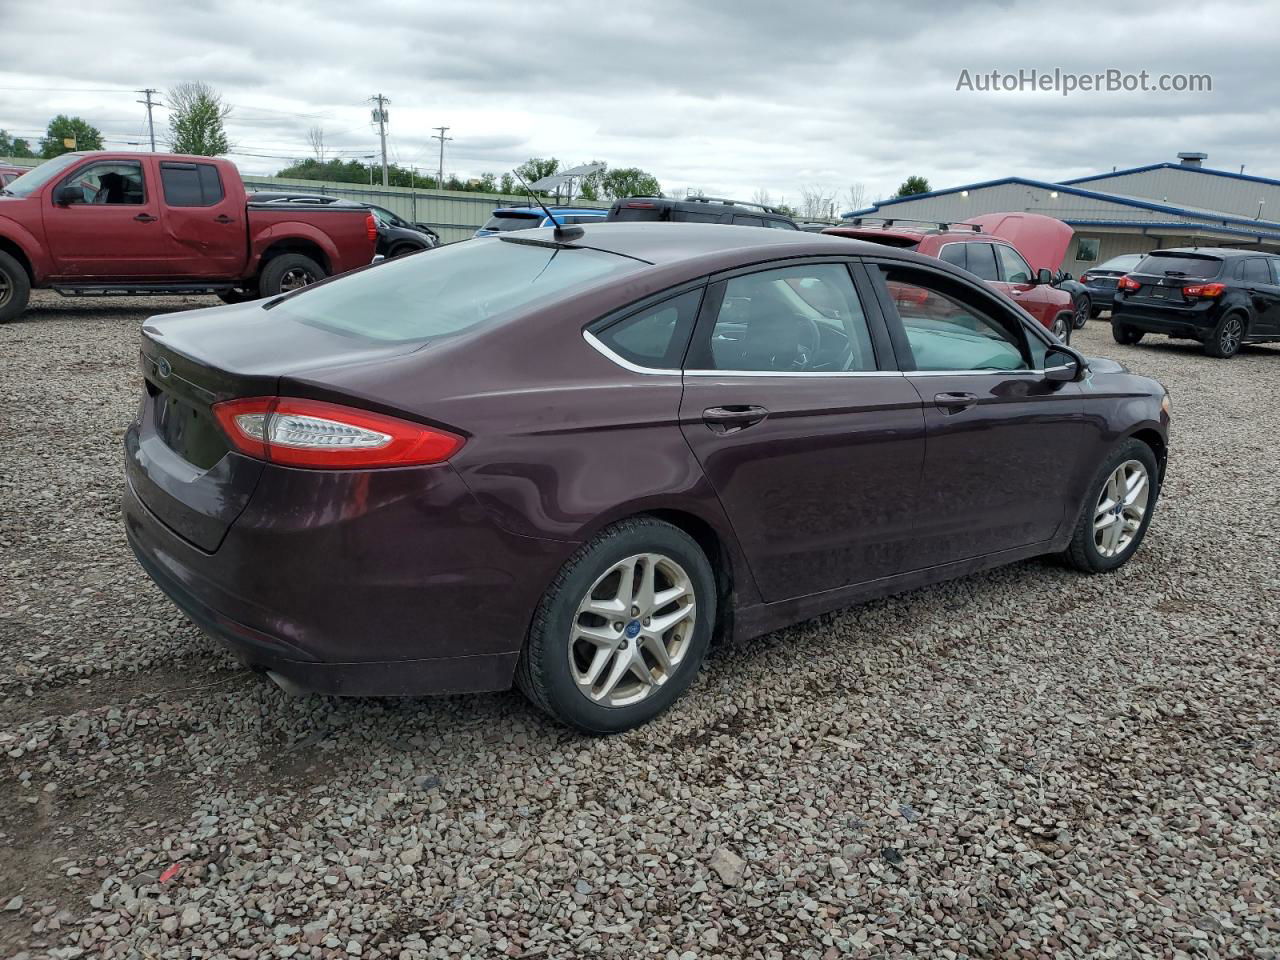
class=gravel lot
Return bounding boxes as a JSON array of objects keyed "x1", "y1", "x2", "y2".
[{"x1": 0, "y1": 291, "x2": 1277, "y2": 959}]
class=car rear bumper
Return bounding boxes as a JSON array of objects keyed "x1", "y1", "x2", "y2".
[
  {"x1": 1112, "y1": 298, "x2": 1220, "y2": 338},
  {"x1": 122, "y1": 462, "x2": 571, "y2": 696}
]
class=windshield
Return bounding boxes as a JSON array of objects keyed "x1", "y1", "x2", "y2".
[
  {"x1": 2, "y1": 153, "x2": 81, "y2": 197},
  {"x1": 272, "y1": 236, "x2": 644, "y2": 342},
  {"x1": 1134, "y1": 253, "x2": 1223, "y2": 279},
  {"x1": 368, "y1": 205, "x2": 405, "y2": 227}
]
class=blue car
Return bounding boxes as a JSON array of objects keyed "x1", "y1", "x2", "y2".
[{"x1": 474, "y1": 206, "x2": 607, "y2": 238}]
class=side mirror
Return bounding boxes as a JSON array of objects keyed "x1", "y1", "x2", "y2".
[
  {"x1": 1036, "y1": 267, "x2": 1054, "y2": 286},
  {"x1": 1044, "y1": 345, "x2": 1086, "y2": 382},
  {"x1": 54, "y1": 184, "x2": 84, "y2": 205}
]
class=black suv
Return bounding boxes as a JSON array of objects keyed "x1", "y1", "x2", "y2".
[
  {"x1": 607, "y1": 196, "x2": 799, "y2": 230},
  {"x1": 1111, "y1": 248, "x2": 1280, "y2": 358}
]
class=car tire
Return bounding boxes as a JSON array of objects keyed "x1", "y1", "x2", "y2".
[
  {"x1": 516, "y1": 517, "x2": 716, "y2": 734},
  {"x1": 387, "y1": 244, "x2": 420, "y2": 259},
  {"x1": 1051, "y1": 312, "x2": 1073, "y2": 344},
  {"x1": 1202, "y1": 312, "x2": 1246, "y2": 359},
  {"x1": 0, "y1": 249, "x2": 31, "y2": 324},
  {"x1": 217, "y1": 285, "x2": 260, "y2": 305},
  {"x1": 1112, "y1": 323, "x2": 1144, "y2": 345},
  {"x1": 1072, "y1": 297, "x2": 1090, "y2": 329},
  {"x1": 259, "y1": 253, "x2": 325, "y2": 298},
  {"x1": 1062, "y1": 438, "x2": 1159, "y2": 574}
]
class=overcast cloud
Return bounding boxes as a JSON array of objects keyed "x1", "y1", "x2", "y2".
[{"x1": 0, "y1": 0, "x2": 1274, "y2": 208}]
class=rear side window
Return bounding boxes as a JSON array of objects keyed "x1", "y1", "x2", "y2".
[
  {"x1": 594, "y1": 289, "x2": 703, "y2": 368},
  {"x1": 939, "y1": 243, "x2": 966, "y2": 268},
  {"x1": 671, "y1": 210, "x2": 723, "y2": 224},
  {"x1": 481, "y1": 213, "x2": 542, "y2": 232},
  {"x1": 1135, "y1": 254, "x2": 1222, "y2": 279},
  {"x1": 764, "y1": 218, "x2": 798, "y2": 230},
  {"x1": 1242, "y1": 258, "x2": 1271, "y2": 283},
  {"x1": 159, "y1": 162, "x2": 224, "y2": 207},
  {"x1": 965, "y1": 243, "x2": 999, "y2": 282},
  {"x1": 732, "y1": 215, "x2": 764, "y2": 227},
  {"x1": 272, "y1": 238, "x2": 644, "y2": 342}
]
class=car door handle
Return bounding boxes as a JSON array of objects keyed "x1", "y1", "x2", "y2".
[
  {"x1": 703, "y1": 405, "x2": 769, "y2": 433},
  {"x1": 133, "y1": 213, "x2": 157, "y2": 223},
  {"x1": 213, "y1": 214, "x2": 234, "y2": 224},
  {"x1": 934, "y1": 392, "x2": 979, "y2": 414}
]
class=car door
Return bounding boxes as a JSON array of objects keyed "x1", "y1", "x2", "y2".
[
  {"x1": 44, "y1": 157, "x2": 174, "y2": 279},
  {"x1": 992, "y1": 242, "x2": 1051, "y2": 326},
  {"x1": 1242, "y1": 257, "x2": 1280, "y2": 336},
  {"x1": 156, "y1": 160, "x2": 244, "y2": 279},
  {"x1": 678, "y1": 260, "x2": 925, "y2": 601},
  {"x1": 868, "y1": 261, "x2": 1084, "y2": 569}
]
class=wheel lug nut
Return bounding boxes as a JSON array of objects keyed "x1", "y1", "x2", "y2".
[
  {"x1": 631, "y1": 606, "x2": 639, "y2": 617},
  {"x1": 642, "y1": 617, "x2": 651, "y2": 626},
  {"x1": 613, "y1": 622, "x2": 624, "y2": 632}
]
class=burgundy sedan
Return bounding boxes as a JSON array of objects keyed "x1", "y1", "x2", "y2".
[{"x1": 124, "y1": 223, "x2": 1170, "y2": 732}]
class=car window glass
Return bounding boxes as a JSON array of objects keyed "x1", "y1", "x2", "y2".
[
  {"x1": 672, "y1": 211, "x2": 722, "y2": 223},
  {"x1": 994, "y1": 244, "x2": 1032, "y2": 284},
  {"x1": 482, "y1": 214, "x2": 541, "y2": 232},
  {"x1": 878, "y1": 266, "x2": 1028, "y2": 372},
  {"x1": 159, "y1": 162, "x2": 223, "y2": 207},
  {"x1": 965, "y1": 243, "x2": 999, "y2": 281},
  {"x1": 596, "y1": 289, "x2": 702, "y2": 368},
  {"x1": 702, "y1": 264, "x2": 876, "y2": 373},
  {"x1": 732, "y1": 215, "x2": 764, "y2": 226},
  {"x1": 938, "y1": 244, "x2": 966, "y2": 269},
  {"x1": 64, "y1": 161, "x2": 145, "y2": 205},
  {"x1": 1243, "y1": 258, "x2": 1271, "y2": 283},
  {"x1": 1271, "y1": 260, "x2": 1280, "y2": 284},
  {"x1": 764, "y1": 218, "x2": 798, "y2": 229}
]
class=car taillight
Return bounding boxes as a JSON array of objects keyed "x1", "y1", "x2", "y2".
[
  {"x1": 1078, "y1": 273, "x2": 1093, "y2": 283},
  {"x1": 211, "y1": 397, "x2": 464, "y2": 469},
  {"x1": 1117, "y1": 275, "x2": 1142, "y2": 292},
  {"x1": 366, "y1": 214, "x2": 378, "y2": 242},
  {"x1": 1182, "y1": 281, "x2": 1226, "y2": 298}
]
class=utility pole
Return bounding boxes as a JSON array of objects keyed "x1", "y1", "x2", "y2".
[
  {"x1": 431, "y1": 126, "x2": 452, "y2": 191},
  {"x1": 136, "y1": 88, "x2": 159, "y2": 151},
  {"x1": 369, "y1": 94, "x2": 390, "y2": 187}
]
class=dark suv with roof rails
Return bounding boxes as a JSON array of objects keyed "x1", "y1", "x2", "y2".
[
  {"x1": 608, "y1": 195, "x2": 799, "y2": 230},
  {"x1": 1111, "y1": 248, "x2": 1280, "y2": 358}
]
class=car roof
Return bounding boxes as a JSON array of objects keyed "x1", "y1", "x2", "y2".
[
  {"x1": 824, "y1": 224, "x2": 996, "y2": 243},
  {"x1": 522, "y1": 220, "x2": 890, "y2": 267}
]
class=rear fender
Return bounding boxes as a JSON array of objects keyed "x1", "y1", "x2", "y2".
[{"x1": 248, "y1": 222, "x2": 340, "y2": 277}]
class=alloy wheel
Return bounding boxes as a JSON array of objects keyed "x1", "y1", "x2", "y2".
[
  {"x1": 1073, "y1": 300, "x2": 1089, "y2": 328},
  {"x1": 569, "y1": 553, "x2": 697, "y2": 707},
  {"x1": 1053, "y1": 315, "x2": 1070, "y2": 341},
  {"x1": 1219, "y1": 316, "x2": 1243, "y2": 355},
  {"x1": 1093, "y1": 459, "x2": 1150, "y2": 558},
  {"x1": 280, "y1": 267, "x2": 316, "y2": 292},
  {"x1": 0, "y1": 271, "x2": 10, "y2": 308}
]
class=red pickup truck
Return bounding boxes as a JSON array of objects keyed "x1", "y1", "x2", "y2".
[{"x1": 0, "y1": 152, "x2": 377, "y2": 323}]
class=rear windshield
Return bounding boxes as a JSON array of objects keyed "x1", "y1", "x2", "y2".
[
  {"x1": 1134, "y1": 253, "x2": 1222, "y2": 279},
  {"x1": 482, "y1": 213, "x2": 543, "y2": 232},
  {"x1": 271, "y1": 237, "x2": 644, "y2": 342}
]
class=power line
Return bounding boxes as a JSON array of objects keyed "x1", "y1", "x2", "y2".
[{"x1": 136, "y1": 89, "x2": 159, "y2": 152}]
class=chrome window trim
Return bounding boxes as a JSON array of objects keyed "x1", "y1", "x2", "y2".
[
  {"x1": 907, "y1": 367, "x2": 1043, "y2": 377},
  {"x1": 582, "y1": 330, "x2": 680, "y2": 375}
]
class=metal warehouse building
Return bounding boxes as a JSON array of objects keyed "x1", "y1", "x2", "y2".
[{"x1": 848, "y1": 152, "x2": 1280, "y2": 276}]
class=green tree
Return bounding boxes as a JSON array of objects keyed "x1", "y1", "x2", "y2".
[
  {"x1": 167, "y1": 82, "x2": 231, "y2": 156},
  {"x1": 499, "y1": 172, "x2": 516, "y2": 194},
  {"x1": 0, "y1": 130, "x2": 34, "y2": 158},
  {"x1": 39, "y1": 116, "x2": 103, "y2": 158},
  {"x1": 894, "y1": 175, "x2": 931, "y2": 198},
  {"x1": 600, "y1": 167, "x2": 661, "y2": 199}
]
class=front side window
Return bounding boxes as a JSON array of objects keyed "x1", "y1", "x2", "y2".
[
  {"x1": 698, "y1": 263, "x2": 876, "y2": 373},
  {"x1": 994, "y1": 244, "x2": 1033, "y2": 284},
  {"x1": 879, "y1": 266, "x2": 1028, "y2": 372},
  {"x1": 594, "y1": 289, "x2": 702, "y2": 368},
  {"x1": 62, "y1": 161, "x2": 145, "y2": 205},
  {"x1": 159, "y1": 162, "x2": 224, "y2": 207}
]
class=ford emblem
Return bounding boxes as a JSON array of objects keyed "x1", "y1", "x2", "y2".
[{"x1": 155, "y1": 357, "x2": 172, "y2": 379}]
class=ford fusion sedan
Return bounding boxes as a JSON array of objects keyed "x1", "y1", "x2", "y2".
[{"x1": 124, "y1": 223, "x2": 1170, "y2": 732}]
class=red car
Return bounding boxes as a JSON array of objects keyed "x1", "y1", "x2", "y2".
[
  {"x1": 0, "y1": 164, "x2": 28, "y2": 187},
  {"x1": 0, "y1": 152, "x2": 377, "y2": 323},
  {"x1": 825, "y1": 212, "x2": 1077, "y2": 342}
]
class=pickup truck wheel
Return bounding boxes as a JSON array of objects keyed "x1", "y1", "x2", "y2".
[
  {"x1": 0, "y1": 250, "x2": 31, "y2": 324},
  {"x1": 260, "y1": 254, "x2": 325, "y2": 298}
]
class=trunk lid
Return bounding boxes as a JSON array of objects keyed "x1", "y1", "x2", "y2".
[{"x1": 126, "y1": 299, "x2": 422, "y2": 551}]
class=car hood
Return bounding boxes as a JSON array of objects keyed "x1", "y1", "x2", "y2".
[{"x1": 962, "y1": 212, "x2": 1074, "y2": 273}]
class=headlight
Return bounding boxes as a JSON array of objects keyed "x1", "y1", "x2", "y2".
[{"x1": 1161, "y1": 394, "x2": 1171, "y2": 416}]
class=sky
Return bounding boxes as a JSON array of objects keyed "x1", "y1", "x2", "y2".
[{"x1": 0, "y1": 0, "x2": 1275, "y2": 212}]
